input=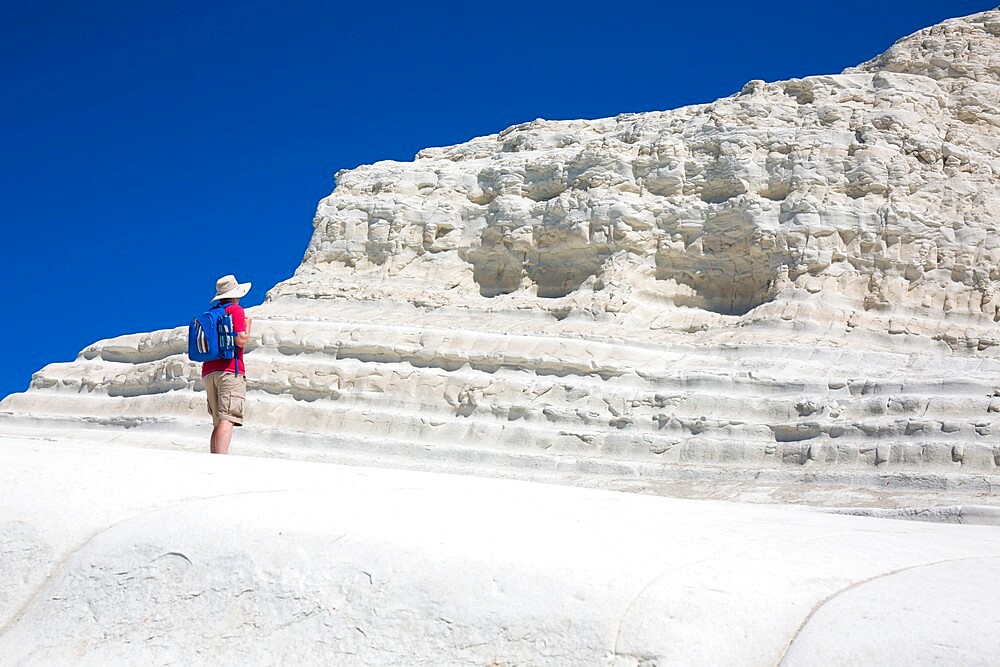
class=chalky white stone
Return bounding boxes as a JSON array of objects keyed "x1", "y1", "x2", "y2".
[
  {"x1": 1, "y1": 438, "x2": 999, "y2": 665},
  {"x1": 1, "y1": 9, "x2": 1000, "y2": 665},
  {"x1": 1, "y1": 11, "x2": 998, "y2": 499}
]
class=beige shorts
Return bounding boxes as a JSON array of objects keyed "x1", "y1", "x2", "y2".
[{"x1": 204, "y1": 371, "x2": 246, "y2": 426}]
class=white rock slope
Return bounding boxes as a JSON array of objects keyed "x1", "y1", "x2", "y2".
[
  {"x1": 1, "y1": 9, "x2": 999, "y2": 502},
  {"x1": 2, "y1": 438, "x2": 1000, "y2": 665}
]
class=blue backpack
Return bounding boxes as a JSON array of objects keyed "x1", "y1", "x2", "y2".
[{"x1": 188, "y1": 303, "x2": 241, "y2": 374}]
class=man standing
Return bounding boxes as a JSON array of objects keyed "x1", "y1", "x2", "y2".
[{"x1": 203, "y1": 274, "x2": 252, "y2": 454}]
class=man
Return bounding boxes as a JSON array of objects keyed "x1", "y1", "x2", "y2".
[{"x1": 203, "y1": 274, "x2": 252, "y2": 454}]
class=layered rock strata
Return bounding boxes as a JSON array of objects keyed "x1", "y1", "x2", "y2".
[{"x1": 2, "y1": 10, "x2": 999, "y2": 502}]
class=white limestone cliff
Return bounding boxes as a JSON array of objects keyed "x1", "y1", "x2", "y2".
[
  {"x1": 3, "y1": 10, "x2": 1000, "y2": 665},
  {"x1": 279, "y1": 9, "x2": 1000, "y2": 338},
  {"x1": 2, "y1": 9, "x2": 999, "y2": 504}
]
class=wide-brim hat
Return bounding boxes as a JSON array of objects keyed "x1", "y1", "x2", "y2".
[{"x1": 212, "y1": 274, "x2": 252, "y2": 302}]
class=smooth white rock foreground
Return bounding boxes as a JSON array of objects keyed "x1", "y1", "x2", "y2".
[{"x1": 2, "y1": 437, "x2": 999, "y2": 665}]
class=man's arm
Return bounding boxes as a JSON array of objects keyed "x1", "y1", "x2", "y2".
[{"x1": 236, "y1": 315, "x2": 252, "y2": 348}]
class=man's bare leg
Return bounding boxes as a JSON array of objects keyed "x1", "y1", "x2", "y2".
[{"x1": 211, "y1": 420, "x2": 234, "y2": 454}]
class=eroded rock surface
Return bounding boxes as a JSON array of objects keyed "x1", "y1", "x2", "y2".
[
  {"x1": 2, "y1": 10, "x2": 999, "y2": 501},
  {"x1": 281, "y1": 9, "x2": 1000, "y2": 334}
]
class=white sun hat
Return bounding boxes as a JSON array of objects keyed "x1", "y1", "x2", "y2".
[{"x1": 212, "y1": 274, "x2": 252, "y2": 302}]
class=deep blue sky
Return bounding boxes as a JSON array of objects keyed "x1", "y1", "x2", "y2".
[{"x1": 1, "y1": 1, "x2": 995, "y2": 400}]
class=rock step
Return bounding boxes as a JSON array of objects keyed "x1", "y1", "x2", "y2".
[
  {"x1": 79, "y1": 315, "x2": 1000, "y2": 374},
  {"x1": 3, "y1": 394, "x2": 999, "y2": 474},
  {"x1": 31, "y1": 332, "x2": 1000, "y2": 419},
  {"x1": 4, "y1": 375, "x2": 998, "y2": 472},
  {"x1": 7, "y1": 313, "x2": 998, "y2": 473},
  {"x1": 8, "y1": 378, "x2": 998, "y2": 441},
  {"x1": 23, "y1": 354, "x2": 999, "y2": 447}
]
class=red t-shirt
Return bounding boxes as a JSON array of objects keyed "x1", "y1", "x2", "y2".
[{"x1": 201, "y1": 303, "x2": 247, "y2": 376}]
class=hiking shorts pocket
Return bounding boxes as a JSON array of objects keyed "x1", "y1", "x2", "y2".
[{"x1": 204, "y1": 372, "x2": 246, "y2": 426}]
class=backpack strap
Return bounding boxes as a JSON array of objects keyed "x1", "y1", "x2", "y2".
[
  {"x1": 233, "y1": 340, "x2": 242, "y2": 377},
  {"x1": 220, "y1": 301, "x2": 242, "y2": 377}
]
